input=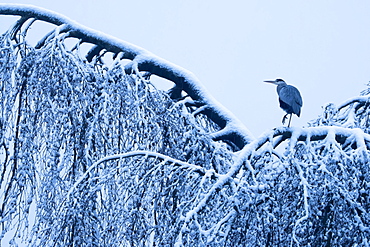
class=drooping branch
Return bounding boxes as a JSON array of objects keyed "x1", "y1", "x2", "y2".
[
  {"x1": 2, "y1": 4, "x2": 370, "y2": 246},
  {"x1": 68, "y1": 150, "x2": 209, "y2": 196},
  {"x1": 0, "y1": 3, "x2": 254, "y2": 150}
]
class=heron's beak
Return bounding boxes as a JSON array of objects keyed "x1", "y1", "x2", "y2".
[{"x1": 264, "y1": 80, "x2": 276, "y2": 84}]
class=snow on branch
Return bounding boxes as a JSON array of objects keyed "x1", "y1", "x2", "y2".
[
  {"x1": 221, "y1": 124, "x2": 370, "y2": 246},
  {"x1": 66, "y1": 150, "x2": 209, "y2": 200},
  {"x1": 168, "y1": 124, "x2": 370, "y2": 245},
  {"x1": 1, "y1": 4, "x2": 370, "y2": 246},
  {"x1": 310, "y1": 93, "x2": 370, "y2": 134},
  {"x1": 338, "y1": 95, "x2": 370, "y2": 110},
  {"x1": 0, "y1": 3, "x2": 254, "y2": 150}
]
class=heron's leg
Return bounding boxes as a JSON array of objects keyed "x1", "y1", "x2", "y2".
[
  {"x1": 287, "y1": 114, "x2": 292, "y2": 127},
  {"x1": 282, "y1": 114, "x2": 288, "y2": 124}
]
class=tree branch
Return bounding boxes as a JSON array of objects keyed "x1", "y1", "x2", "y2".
[
  {"x1": 253, "y1": 126, "x2": 370, "y2": 154},
  {"x1": 0, "y1": 3, "x2": 255, "y2": 150}
]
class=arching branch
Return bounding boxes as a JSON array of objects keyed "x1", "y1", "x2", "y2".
[
  {"x1": 338, "y1": 95, "x2": 370, "y2": 111},
  {"x1": 85, "y1": 45, "x2": 103, "y2": 63},
  {"x1": 0, "y1": 4, "x2": 255, "y2": 149}
]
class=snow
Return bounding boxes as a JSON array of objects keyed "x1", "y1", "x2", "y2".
[
  {"x1": 1, "y1": 3, "x2": 370, "y2": 246},
  {"x1": 0, "y1": 3, "x2": 255, "y2": 149}
]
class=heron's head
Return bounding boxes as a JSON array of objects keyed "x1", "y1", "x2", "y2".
[{"x1": 264, "y1": 78, "x2": 286, "y2": 86}]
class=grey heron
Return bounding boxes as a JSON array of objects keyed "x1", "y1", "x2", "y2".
[{"x1": 264, "y1": 78, "x2": 303, "y2": 127}]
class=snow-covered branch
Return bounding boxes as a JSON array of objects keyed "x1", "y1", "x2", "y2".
[
  {"x1": 338, "y1": 95, "x2": 370, "y2": 110},
  {"x1": 66, "y1": 150, "x2": 208, "y2": 199},
  {"x1": 1, "y1": 4, "x2": 370, "y2": 246},
  {"x1": 0, "y1": 3, "x2": 254, "y2": 150},
  {"x1": 253, "y1": 126, "x2": 370, "y2": 153}
]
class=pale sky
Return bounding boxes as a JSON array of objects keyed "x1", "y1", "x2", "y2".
[{"x1": 1, "y1": 0, "x2": 370, "y2": 137}]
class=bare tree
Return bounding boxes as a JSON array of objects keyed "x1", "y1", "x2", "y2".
[{"x1": 0, "y1": 4, "x2": 369, "y2": 246}]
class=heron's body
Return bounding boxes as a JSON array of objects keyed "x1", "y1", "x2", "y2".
[
  {"x1": 277, "y1": 83, "x2": 302, "y2": 116},
  {"x1": 264, "y1": 78, "x2": 303, "y2": 127}
]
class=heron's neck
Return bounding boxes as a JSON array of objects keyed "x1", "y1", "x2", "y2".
[{"x1": 276, "y1": 83, "x2": 287, "y2": 94}]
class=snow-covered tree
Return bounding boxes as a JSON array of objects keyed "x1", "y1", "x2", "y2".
[{"x1": 0, "y1": 4, "x2": 369, "y2": 246}]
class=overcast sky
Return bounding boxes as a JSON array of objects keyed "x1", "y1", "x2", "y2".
[{"x1": 2, "y1": 0, "x2": 370, "y2": 137}]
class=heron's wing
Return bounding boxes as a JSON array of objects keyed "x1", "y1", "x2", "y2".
[{"x1": 278, "y1": 85, "x2": 303, "y2": 116}]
